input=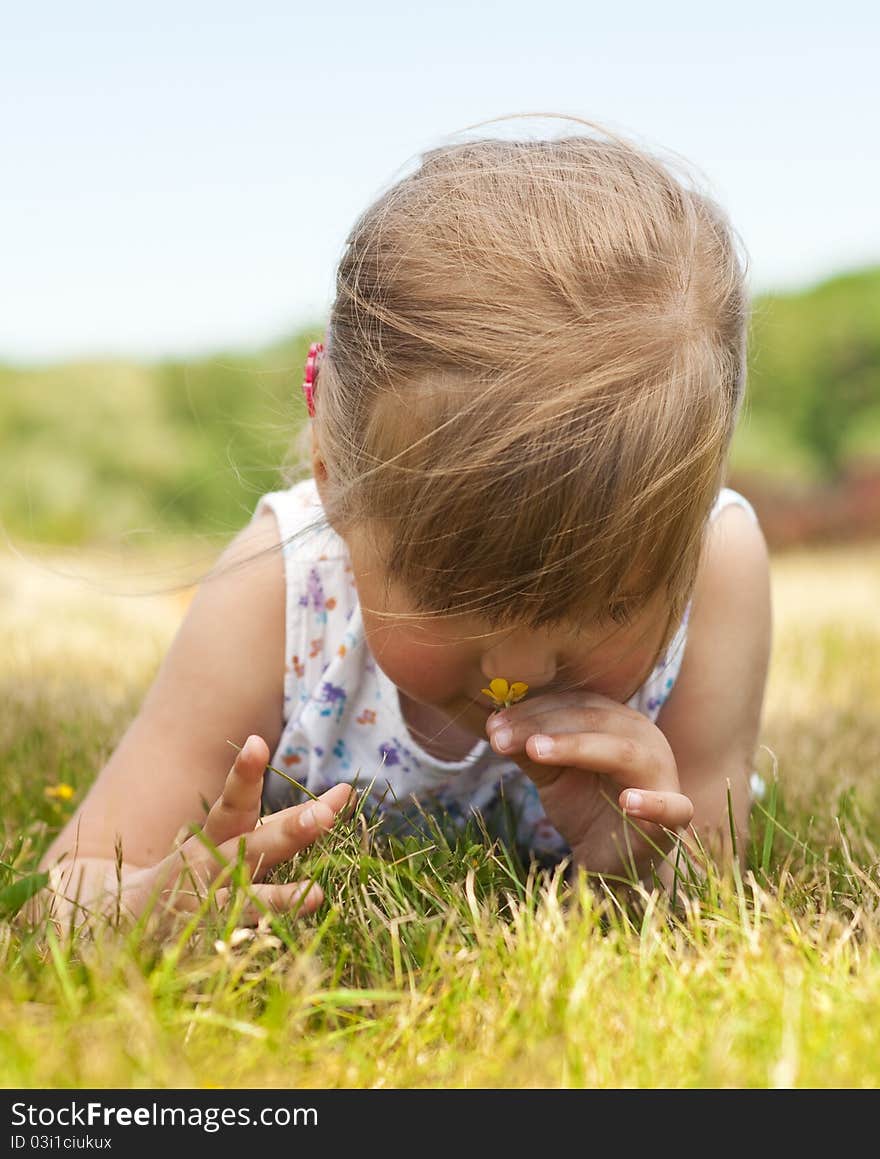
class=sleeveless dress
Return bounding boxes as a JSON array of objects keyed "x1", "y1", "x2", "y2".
[{"x1": 253, "y1": 478, "x2": 761, "y2": 862}]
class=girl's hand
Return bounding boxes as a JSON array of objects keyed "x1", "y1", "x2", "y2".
[
  {"x1": 108, "y1": 735, "x2": 355, "y2": 928},
  {"x1": 485, "y1": 692, "x2": 694, "y2": 879}
]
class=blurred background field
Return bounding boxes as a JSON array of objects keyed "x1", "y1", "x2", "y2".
[{"x1": 2, "y1": 265, "x2": 879, "y2": 555}]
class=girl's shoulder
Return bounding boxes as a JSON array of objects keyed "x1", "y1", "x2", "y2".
[
  {"x1": 628, "y1": 486, "x2": 762, "y2": 723},
  {"x1": 710, "y1": 486, "x2": 760, "y2": 526},
  {"x1": 252, "y1": 475, "x2": 353, "y2": 608},
  {"x1": 253, "y1": 476, "x2": 338, "y2": 557}
]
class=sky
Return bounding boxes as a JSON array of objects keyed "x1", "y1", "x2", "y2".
[{"x1": 2, "y1": 0, "x2": 878, "y2": 365}]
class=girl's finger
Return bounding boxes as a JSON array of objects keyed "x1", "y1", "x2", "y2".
[
  {"x1": 525, "y1": 731, "x2": 676, "y2": 793},
  {"x1": 189, "y1": 782, "x2": 356, "y2": 883},
  {"x1": 203, "y1": 734, "x2": 269, "y2": 845},
  {"x1": 139, "y1": 878, "x2": 325, "y2": 935},
  {"x1": 620, "y1": 788, "x2": 694, "y2": 830},
  {"x1": 487, "y1": 691, "x2": 639, "y2": 731},
  {"x1": 213, "y1": 879, "x2": 325, "y2": 924},
  {"x1": 488, "y1": 706, "x2": 642, "y2": 758}
]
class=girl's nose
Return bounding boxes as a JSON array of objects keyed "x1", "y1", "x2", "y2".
[{"x1": 480, "y1": 637, "x2": 557, "y2": 691}]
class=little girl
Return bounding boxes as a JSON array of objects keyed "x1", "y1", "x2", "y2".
[{"x1": 38, "y1": 117, "x2": 772, "y2": 926}]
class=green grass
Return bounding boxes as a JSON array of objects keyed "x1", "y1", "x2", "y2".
[{"x1": 1, "y1": 543, "x2": 880, "y2": 1088}]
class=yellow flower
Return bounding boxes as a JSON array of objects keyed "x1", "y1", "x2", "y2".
[
  {"x1": 480, "y1": 678, "x2": 530, "y2": 710},
  {"x1": 43, "y1": 783, "x2": 75, "y2": 802}
]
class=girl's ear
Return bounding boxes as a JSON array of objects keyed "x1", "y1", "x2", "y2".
[
  {"x1": 310, "y1": 426, "x2": 329, "y2": 487},
  {"x1": 311, "y1": 427, "x2": 341, "y2": 535}
]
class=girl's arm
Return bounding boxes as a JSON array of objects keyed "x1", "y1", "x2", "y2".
[
  {"x1": 35, "y1": 508, "x2": 348, "y2": 924},
  {"x1": 654, "y1": 502, "x2": 773, "y2": 866}
]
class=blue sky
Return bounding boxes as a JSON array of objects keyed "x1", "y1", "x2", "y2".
[{"x1": 2, "y1": 0, "x2": 877, "y2": 364}]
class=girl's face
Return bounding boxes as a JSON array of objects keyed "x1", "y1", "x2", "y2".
[{"x1": 344, "y1": 525, "x2": 672, "y2": 740}]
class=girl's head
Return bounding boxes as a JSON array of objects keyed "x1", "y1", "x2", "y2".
[{"x1": 295, "y1": 115, "x2": 750, "y2": 701}]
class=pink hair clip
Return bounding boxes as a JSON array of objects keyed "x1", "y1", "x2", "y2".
[{"x1": 302, "y1": 340, "x2": 324, "y2": 418}]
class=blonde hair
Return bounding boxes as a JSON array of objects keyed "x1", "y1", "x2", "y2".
[{"x1": 287, "y1": 114, "x2": 750, "y2": 665}]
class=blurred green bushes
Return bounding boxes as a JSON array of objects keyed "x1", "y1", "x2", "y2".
[
  {"x1": 739, "y1": 266, "x2": 880, "y2": 482},
  {"x1": 1, "y1": 266, "x2": 879, "y2": 547},
  {"x1": 0, "y1": 334, "x2": 315, "y2": 547}
]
